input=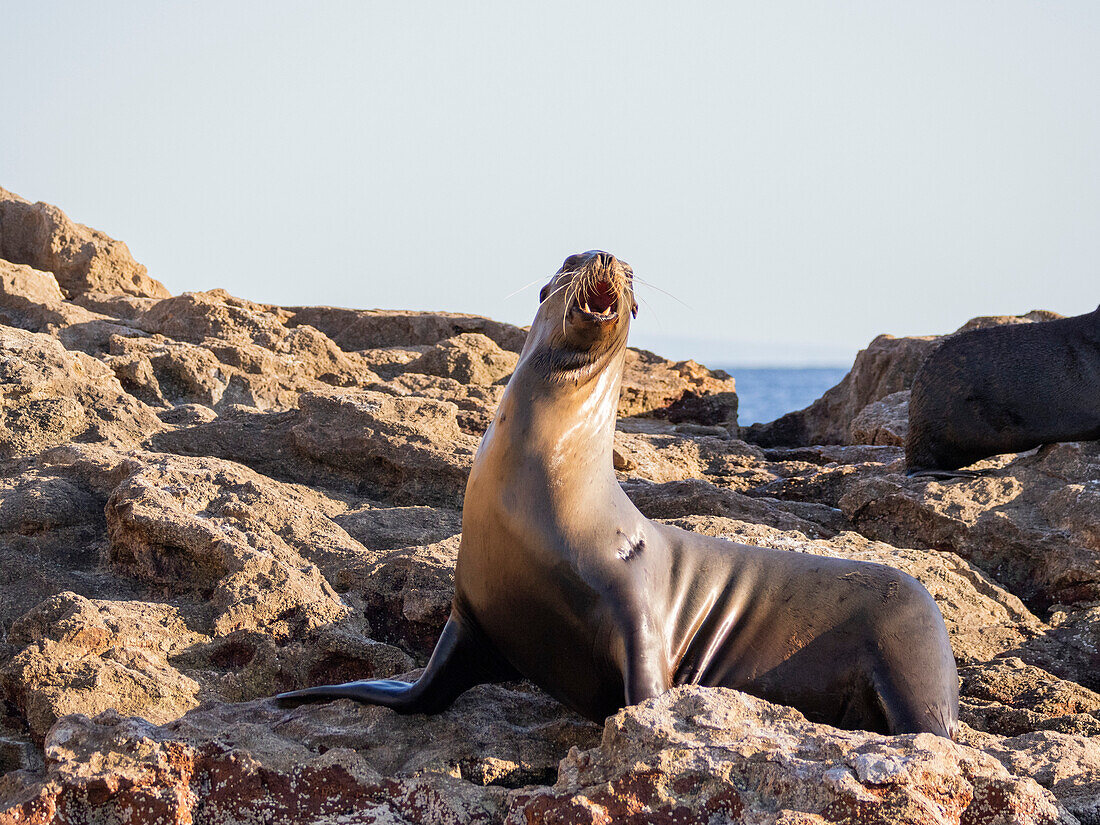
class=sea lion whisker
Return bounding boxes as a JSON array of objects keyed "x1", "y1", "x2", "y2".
[
  {"x1": 539, "y1": 281, "x2": 572, "y2": 307},
  {"x1": 631, "y1": 276, "x2": 693, "y2": 310},
  {"x1": 562, "y1": 279, "x2": 580, "y2": 335},
  {"x1": 504, "y1": 276, "x2": 552, "y2": 301},
  {"x1": 635, "y1": 293, "x2": 661, "y2": 328}
]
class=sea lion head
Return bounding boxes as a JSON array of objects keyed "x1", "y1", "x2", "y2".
[{"x1": 526, "y1": 251, "x2": 637, "y2": 377}]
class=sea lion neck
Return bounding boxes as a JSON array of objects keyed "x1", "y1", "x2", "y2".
[{"x1": 489, "y1": 338, "x2": 627, "y2": 471}]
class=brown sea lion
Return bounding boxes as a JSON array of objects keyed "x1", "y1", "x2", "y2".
[
  {"x1": 907, "y1": 305, "x2": 1100, "y2": 476},
  {"x1": 279, "y1": 251, "x2": 959, "y2": 736}
]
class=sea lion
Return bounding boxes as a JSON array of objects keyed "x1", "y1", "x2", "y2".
[
  {"x1": 906, "y1": 306, "x2": 1100, "y2": 476},
  {"x1": 279, "y1": 251, "x2": 959, "y2": 736}
]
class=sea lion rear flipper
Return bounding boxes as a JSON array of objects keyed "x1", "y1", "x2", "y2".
[
  {"x1": 275, "y1": 612, "x2": 517, "y2": 713},
  {"x1": 906, "y1": 467, "x2": 983, "y2": 481}
]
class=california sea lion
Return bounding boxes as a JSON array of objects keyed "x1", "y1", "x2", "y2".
[
  {"x1": 279, "y1": 251, "x2": 959, "y2": 736},
  {"x1": 907, "y1": 306, "x2": 1100, "y2": 476}
]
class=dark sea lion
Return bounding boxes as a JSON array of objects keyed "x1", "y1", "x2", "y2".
[
  {"x1": 279, "y1": 251, "x2": 959, "y2": 736},
  {"x1": 906, "y1": 306, "x2": 1100, "y2": 476}
]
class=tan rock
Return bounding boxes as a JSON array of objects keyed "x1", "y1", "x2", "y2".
[
  {"x1": 292, "y1": 389, "x2": 479, "y2": 506},
  {"x1": 1018, "y1": 602, "x2": 1100, "y2": 694},
  {"x1": 378, "y1": 371, "x2": 507, "y2": 435},
  {"x1": 620, "y1": 348, "x2": 738, "y2": 422},
  {"x1": 839, "y1": 442, "x2": 1100, "y2": 608},
  {"x1": 959, "y1": 657, "x2": 1100, "y2": 737},
  {"x1": 958, "y1": 309, "x2": 1065, "y2": 332},
  {"x1": 404, "y1": 332, "x2": 518, "y2": 385},
  {"x1": 103, "y1": 450, "x2": 361, "y2": 637},
  {"x1": 507, "y1": 687, "x2": 1074, "y2": 824},
  {"x1": 0, "y1": 593, "x2": 203, "y2": 740},
  {"x1": 105, "y1": 333, "x2": 228, "y2": 407},
  {"x1": 0, "y1": 325, "x2": 164, "y2": 458},
  {"x1": 134, "y1": 290, "x2": 379, "y2": 410},
  {"x1": 849, "y1": 389, "x2": 910, "y2": 446},
  {"x1": 341, "y1": 536, "x2": 461, "y2": 660},
  {"x1": 0, "y1": 260, "x2": 72, "y2": 332},
  {"x1": 743, "y1": 333, "x2": 935, "y2": 447},
  {"x1": 333, "y1": 504, "x2": 462, "y2": 553},
  {"x1": 0, "y1": 187, "x2": 169, "y2": 299},
  {"x1": 0, "y1": 467, "x2": 146, "y2": 632},
  {"x1": 284, "y1": 305, "x2": 529, "y2": 352},
  {"x1": 967, "y1": 726, "x2": 1100, "y2": 825}
]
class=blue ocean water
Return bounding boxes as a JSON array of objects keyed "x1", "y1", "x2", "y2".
[{"x1": 717, "y1": 366, "x2": 849, "y2": 427}]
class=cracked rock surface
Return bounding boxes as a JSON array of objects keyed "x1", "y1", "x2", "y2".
[{"x1": 0, "y1": 188, "x2": 1097, "y2": 823}]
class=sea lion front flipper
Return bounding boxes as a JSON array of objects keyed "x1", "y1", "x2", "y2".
[
  {"x1": 275, "y1": 611, "x2": 517, "y2": 713},
  {"x1": 620, "y1": 617, "x2": 669, "y2": 706}
]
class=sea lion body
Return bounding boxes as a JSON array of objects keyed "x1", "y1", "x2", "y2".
[
  {"x1": 280, "y1": 251, "x2": 959, "y2": 736},
  {"x1": 907, "y1": 306, "x2": 1100, "y2": 475}
]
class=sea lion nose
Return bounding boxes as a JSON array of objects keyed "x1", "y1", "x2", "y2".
[{"x1": 587, "y1": 250, "x2": 616, "y2": 268}]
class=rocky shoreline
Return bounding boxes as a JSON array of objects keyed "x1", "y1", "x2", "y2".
[{"x1": 0, "y1": 186, "x2": 1098, "y2": 823}]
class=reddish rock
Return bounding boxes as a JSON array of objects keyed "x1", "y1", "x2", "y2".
[{"x1": 505, "y1": 688, "x2": 1074, "y2": 825}]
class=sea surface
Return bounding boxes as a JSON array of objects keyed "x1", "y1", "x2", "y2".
[{"x1": 716, "y1": 367, "x2": 849, "y2": 427}]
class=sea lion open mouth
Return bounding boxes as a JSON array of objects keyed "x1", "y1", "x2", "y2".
[
  {"x1": 559, "y1": 250, "x2": 635, "y2": 325},
  {"x1": 573, "y1": 277, "x2": 620, "y2": 320}
]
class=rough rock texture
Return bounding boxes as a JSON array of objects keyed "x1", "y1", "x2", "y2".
[
  {"x1": 0, "y1": 187, "x2": 169, "y2": 300},
  {"x1": 838, "y1": 441, "x2": 1100, "y2": 610},
  {"x1": 405, "y1": 332, "x2": 519, "y2": 385},
  {"x1": 509, "y1": 688, "x2": 1075, "y2": 824},
  {"x1": 0, "y1": 326, "x2": 164, "y2": 459},
  {"x1": 0, "y1": 189, "x2": 1097, "y2": 822},
  {"x1": 849, "y1": 389, "x2": 910, "y2": 447}
]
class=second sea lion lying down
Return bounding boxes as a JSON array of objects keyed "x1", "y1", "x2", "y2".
[
  {"x1": 280, "y1": 251, "x2": 959, "y2": 737},
  {"x1": 907, "y1": 305, "x2": 1100, "y2": 476}
]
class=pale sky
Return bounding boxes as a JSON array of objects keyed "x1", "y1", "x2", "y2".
[{"x1": 3, "y1": 2, "x2": 1098, "y2": 366}]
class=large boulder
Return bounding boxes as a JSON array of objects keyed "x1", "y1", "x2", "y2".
[
  {"x1": 508, "y1": 687, "x2": 1075, "y2": 824},
  {"x1": 284, "y1": 305, "x2": 529, "y2": 353},
  {"x1": 0, "y1": 187, "x2": 169, "y2": 299},
  {"x1": 838, "y1": 441, "x2": 1100, "y2": 610},
  {"x1": 742, "y1": 333, "x2": 935, "y2": 447}
]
